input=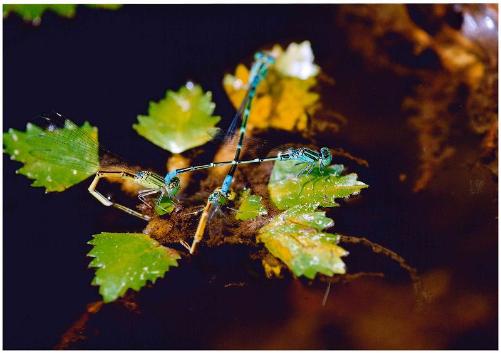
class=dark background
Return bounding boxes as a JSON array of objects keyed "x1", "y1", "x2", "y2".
[{"x1": 3, "y1": 5, "x2": 497, "y2": 349}]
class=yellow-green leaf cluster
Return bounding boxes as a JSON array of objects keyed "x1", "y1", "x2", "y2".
[
  {"x1": 223, "y1": 41, "x2": 321, "y2": 132},
  {"x1": 257, "y1": 205, "x2": 348, "y2": 279},
  {"x1": 88, "y1": 232, "x2": 180, "y2": 303},
  {"x1": 134, "y1": 83, "x2": 221, "y2": 154},
  {"x1": 268, "y1": 159, "x2": 368, "y2": 210}
]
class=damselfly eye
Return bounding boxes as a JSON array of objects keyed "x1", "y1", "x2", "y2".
[
  {"x1": 208, "y1": 193, "x2": 218, "y2": 204},
  {"x1": 320, "y1": 147, "x2": 332, "y2": 166},
  {"x1": 169, "y1": 177, "x2": 180, "y2": 189}
]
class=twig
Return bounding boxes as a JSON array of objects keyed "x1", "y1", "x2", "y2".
[
  {"x1": 224, "y1": 281, "x2": 246, "y2": 288},
  {"x1": 322, "y1": 281, "x2": 331, "y2": 306},
  {"x1": 54, "y1": 300, "x2": 103, "y2": 350},
  {"x1": 331, "y1": 147, "x2": 369, "y2": 167},
  {"x1": 319, "y1": 271, "x2": 385, "y2": 285},
  {"x1": 340, "y1": 234, "x2": 427, "y2": 307}
]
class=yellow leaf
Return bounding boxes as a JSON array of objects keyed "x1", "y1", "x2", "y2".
[
  {"x1": 272, "y1": 77, "x2": 319, "y2": 131},
  {"x1": 262, "y1": 255, "x2": 283, "y2": 279},
  {"x1": 223, "y1": 44, "x2": 321, "y2": 133},
  {"x1": 223, "y1": 64, "x2": 249, "y2": 108},
  {"x1": 257, "y1": 205, "x2": 348, "y2": 279}
]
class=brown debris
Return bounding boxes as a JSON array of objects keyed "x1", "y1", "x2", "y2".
[
  {"x1": 404, "y1": 78, "x2": 458, "y2": 192},
  {"x1": 143, "y1": 217, "x2": 174, "y2": 242},
  {"x1": 338, "y1": 4, "x2": 498, "y2": 190}
]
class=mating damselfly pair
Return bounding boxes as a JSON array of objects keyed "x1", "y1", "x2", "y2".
[{"x1": 10, "y1": 51, "x2": 335, "y2": 252}]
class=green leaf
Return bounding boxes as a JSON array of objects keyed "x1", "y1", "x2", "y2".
[
  {"x1": 3, "y1": 121, "x2": 99, "y2": 192},
  {"x1": 257, "y1": 205, "x2": 348, "y2": 279},
  {"x1": 4, "y1": 4, "x2": 122, "y2": 23},
  {"x1": 235, "y1": 189, "x2": 268, "y2": 221},
  {"x1": 4, "y1": 4, "x2": 77, "y2": 22},
  {"x1": 134, "y1": 83, "x2": 221, "y2": 153},
  {"x1": 268, "y1": 160, "x2": 368, "y2": 210},
  {"x1": 88, "y1": 232, "x2": 180, "y2": 303}
]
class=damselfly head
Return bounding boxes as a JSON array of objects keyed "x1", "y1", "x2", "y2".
[
  {"x1": 135, "y1": 170, "x2": 147, "y2": 180},
  {"x1": 257, "y1": 54, "x2": 276, "y2": 77},
  {"x1": 320, "y1": 147, "x2": 332, "y2": 167},
  {"x1": 255, "y1": 51, "x2": 276, "y2": 65},
  {"x1": 167, "y1": 177, "x2": 180, "y2": 196},
  {"x1": 208, "y1": 188, "x2": 229, "y2": 206}
]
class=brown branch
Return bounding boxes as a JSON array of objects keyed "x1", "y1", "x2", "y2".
[
  {"x1": 340, "y1": 234, "x2": 427, "y2": 307},
  {"x1": 319, "y1": 271, "x2": 385, "y2": 285},
  {"x1": 54, "y1": 300, "x2": 103, "y2": 350},
  {"x1": 331, "y1": 147, "x2": 369, "y2": 167}
]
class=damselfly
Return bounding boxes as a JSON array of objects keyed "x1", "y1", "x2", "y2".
[
  {"x1": 165, "y1": 146, "x2": 333, "y2": 184},
  {"x1": 188, "y1": 51, "x2": 276, "y2": 253},
  {"x1": 30, "y1": 112, "x2": 181, "y2": 221}
]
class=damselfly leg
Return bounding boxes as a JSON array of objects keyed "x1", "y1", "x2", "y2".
[
  {"x1": 138, "y1": 188, "x2": 162, "y2": 208},
  {"x1": 88, "y1": 170, "x2": 152, "y2": 221}
]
